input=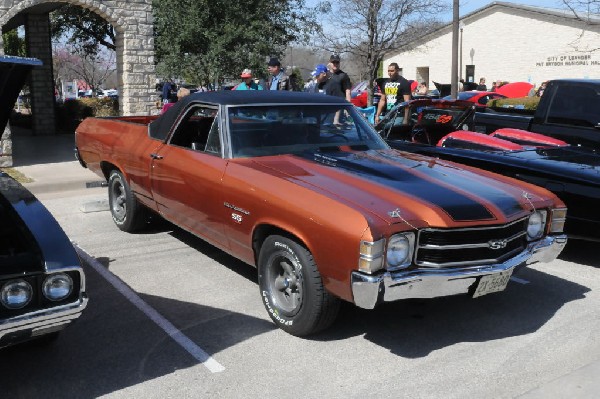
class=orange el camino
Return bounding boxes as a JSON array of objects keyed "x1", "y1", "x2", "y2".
[{"x1": 75, "y1": 91, "x2": 567, "y2": 336}]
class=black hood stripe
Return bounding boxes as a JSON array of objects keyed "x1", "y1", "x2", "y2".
[{"x1": 299, "y1": 150, "x2": 523, "y2": 221}]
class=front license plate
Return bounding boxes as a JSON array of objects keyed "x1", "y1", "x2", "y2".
[{"x1": 473, "y1": 269, "x2": 513, "y2": 298}]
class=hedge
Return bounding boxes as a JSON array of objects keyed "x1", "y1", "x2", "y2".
[{"x1": 488, "y1": 96, "x2": 540, "y2": 111}]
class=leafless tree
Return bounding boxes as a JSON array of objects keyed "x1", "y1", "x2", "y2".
[
  {"x1": 560, "y1": 0, "x2": 600, "y2": 52},
  {"x1": 314, "y1": 0, "x2": 448, "y2": 104},
  {"x1": 53, "y1": 44, "x2": 116, "y2": 96},
  {"x1": 562, "y1": 0, "x2": 600, "y2": 21}
]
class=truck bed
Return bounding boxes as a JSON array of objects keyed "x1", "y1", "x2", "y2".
[{"x1": 473, "y1": 110, "x2": 533, "y2": 134}]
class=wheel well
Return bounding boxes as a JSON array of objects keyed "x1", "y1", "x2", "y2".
[
  {"x1": 100, "y1": 161, "x2": 120, "y2": 180},
  {"x1": 252, "y1": 224, "x2": 307, "y2": 264}
]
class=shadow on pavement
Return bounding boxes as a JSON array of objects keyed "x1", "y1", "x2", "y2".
[
  {"x1": 0, "y1": 252, "x2": 274, "y2": 398},
  {"x1": 316, "y1": 267, "x2": 588, "y2": 357},
  {"x1": 559, "y1": 239, "x2": 600, "y2": 268},
  {"x1": 10, "y1": 126, "x2": 76, "y2": 167}
]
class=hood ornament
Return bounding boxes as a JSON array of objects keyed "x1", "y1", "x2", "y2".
[
  {"x1": 388, "y1": 208, "x2": 402, "y2": 218},
  {"x1": 387, "y1": 208, "x2": 417, "y2": 230}
]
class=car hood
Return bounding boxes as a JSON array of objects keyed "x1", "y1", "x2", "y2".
[
  {"x1": 0, "y1": 173, "x2": 80, "y2": 274},
  {"x1": 249, "y1": 149, "x2": 540, "y2": 227},
  {"x1": 0, "y1": 56, "x2": 42, "y2": 133}
]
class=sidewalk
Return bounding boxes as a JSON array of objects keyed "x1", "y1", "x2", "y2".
[{"x1": 10, "y1": 126, "x2": 103, "y2": 195}]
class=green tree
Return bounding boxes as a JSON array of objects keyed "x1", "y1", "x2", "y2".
[
  {"x1": 2, "y1": 29, "x2": 26, "y2": 57},
  {"x1": 153, "y1": 0, "x2": 317, "y2": 86},
  {"x1": 50, "y1": 4, "x2": 115, "y2": 54}
]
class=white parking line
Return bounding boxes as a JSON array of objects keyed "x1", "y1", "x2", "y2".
[
  {"x1": 74, "y1": 245, "x2": 225, "y2": 373},
  {"x1": 510, "y1": 276, "x2": 530, "y2": 285}
]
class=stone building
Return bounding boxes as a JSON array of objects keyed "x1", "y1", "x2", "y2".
[
  {"x1": 0, "y1": 0, "x2": 156, "y2": 166},
  {"x1": 385, "y1": 1, "x2": 600, "y2": 90}
]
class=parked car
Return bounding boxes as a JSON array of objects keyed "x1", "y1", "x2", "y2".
[
  {"x1": 0, "y1": 55, "x2": 88, "y2": 348},
  {"x1": 75, "y1": 91, "x2": 566, "y2": 336},
  {"x1": 473, "y1": 79, "x2": 600, "y2": 150},
  {"x1": 376, "y1": 98, "x2": 600, "y2": 240},
  {"x1": 350, "y1": 79, "x2": 382, "y2": 108},
  {"x1": 442, "y1": 91, "x2": 507, "y2": 106}
]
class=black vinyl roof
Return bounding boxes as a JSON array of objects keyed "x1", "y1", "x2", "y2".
[{"x1": 150, "y1": 91, "x2": 351, "y2": 141}]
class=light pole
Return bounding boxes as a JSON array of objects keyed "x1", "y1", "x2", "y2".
[
  {"x1": 459, "y1": 21, "x2": 464, "y2": 84},
  {"x1": 451, "y1": 0, "x2": 459, "y2": 99}
]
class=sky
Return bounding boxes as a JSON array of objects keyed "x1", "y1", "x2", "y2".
[{"x1": 305, "y1": 0, "x2": 566, "y2": 23}]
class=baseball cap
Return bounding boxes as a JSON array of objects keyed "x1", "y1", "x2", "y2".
[
  {"x1": 329, "y1": 54, "x2": 340, "y2": 62},
  {"x1": 313, "y1": 64, "x2": 328, "y2": 76},
  {"x1": 240, "y1": 68, "x2": 252, "y2": 78},
  {"x1": 267, "y1": 57, "x2": 281, "y2": 67}
]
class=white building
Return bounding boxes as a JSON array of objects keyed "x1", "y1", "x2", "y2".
[{"x1": 385, "y1": 1, "x2": 600, "y2": 89}]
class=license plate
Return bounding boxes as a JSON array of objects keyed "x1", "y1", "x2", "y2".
[{"x1": 473, "y1": 269, "x2": 513, "y2": 298}]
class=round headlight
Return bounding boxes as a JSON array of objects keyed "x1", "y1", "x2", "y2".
[
  {"x1": 1, "y1": 280, "x2": 33, "y2": 309},
  {"x1": 43, "y1": 273, "x2": 73, "y2": 301},
  {"x1": 527, "y1": 211, "x2": 544, "y2": 240},
  {"x1": 386, "y1": 235, "x2": 412, "y2": 267}
]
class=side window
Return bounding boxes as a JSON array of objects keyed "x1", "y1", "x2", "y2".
[
  {"x1": 547, "y1": 85, "x2": 600, "y2": 127},
  {"x1": 204, "y1": 118, "x2": 222, "y2": 155},
  {"x1": 169, "y1": 105, "x2": 219, "y2": 153}
]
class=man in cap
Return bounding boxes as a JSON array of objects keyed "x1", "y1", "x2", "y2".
[
  {"x1": 326, "y1": 54, "x2": 352, "y2": 102},
  {"x1": 265, "y1": 57, "x2": 294, "y2": 91},
  {"x1": 234, "y1": 69, "x2": 263, "y2": 90},
  {"x1": 308, "y1": 64, "x2": 329, "y2": 94}
]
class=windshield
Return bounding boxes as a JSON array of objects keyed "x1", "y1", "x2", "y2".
[{"x1": 227, "y1": 104, "x2": 388, "y2": 157}]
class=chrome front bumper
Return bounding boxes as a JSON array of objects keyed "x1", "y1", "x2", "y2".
[
  {"x1": 0, "y1": 295, "x2": 88, "y2": 347},
  {"x1": 351, "y1": 234, "x2": 567, "y2": 309}
]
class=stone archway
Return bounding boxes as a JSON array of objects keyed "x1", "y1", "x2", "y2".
[{"x1": 0, "y1": 0, "x2": 156, "y2": 166}]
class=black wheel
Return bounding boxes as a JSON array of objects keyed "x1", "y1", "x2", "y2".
[
  {"x1": 258, "y1": 235, "x2": 340, "y2": 336},
  {"x1": 108, "y1": 170, "x2": 147, "y2": 232}
]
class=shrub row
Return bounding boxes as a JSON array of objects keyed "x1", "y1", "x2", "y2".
[
  {"x1": 55, "y1": 97, "x2": 119, "y2": 132},
  {"x1": 488, "y1": 96, "x2": 540, "y2": 111}
]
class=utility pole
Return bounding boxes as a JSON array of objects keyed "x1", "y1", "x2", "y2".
[{"x1": 451, "y1": 0, "x2": 459, "y2": 99}]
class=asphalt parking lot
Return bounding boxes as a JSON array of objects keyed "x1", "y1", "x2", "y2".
[{"x1": 2, "y1": 133, "x2": 600, "y2": 398}]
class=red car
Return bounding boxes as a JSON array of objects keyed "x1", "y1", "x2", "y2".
[
  {"x1": 350, "y1": 80, "x2": 382, "y2": 108},
  {"x1": 443, "y1": 91, "x2": 506, "y2": 106}
]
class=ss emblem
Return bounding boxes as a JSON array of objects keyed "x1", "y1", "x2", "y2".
[
  {"x1": 231, "y1": 213, "x2": 243, "y2": 223},
  {"x1": 488, "y1": 239, "x2": 508, "y2": 249}
]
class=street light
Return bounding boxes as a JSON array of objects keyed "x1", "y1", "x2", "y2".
[
  {"x1": 451, "y1": 0, "x2": 459, "y2": 99},
  {"x1": 459, "y1": 21, "x2": 465, "y2": 83}
]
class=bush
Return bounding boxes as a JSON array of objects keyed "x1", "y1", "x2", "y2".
[
  {"x1": 488, "y1": 96, "x2": 540, "y2": 112},
  {"x1": 79, "y1": 97, "x2": 119, "y2": 117}
]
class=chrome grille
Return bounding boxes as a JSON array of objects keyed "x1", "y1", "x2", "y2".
[{"x1": 416, "y1": 218, "x2": 529, "y2": 268}]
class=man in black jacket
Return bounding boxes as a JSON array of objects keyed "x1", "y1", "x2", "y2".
[{"x1": 265, "y1": 58, "x2": 295, "y2": 91}]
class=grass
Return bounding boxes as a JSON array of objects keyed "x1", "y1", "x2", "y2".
[{"x1": 0, "y1": 167, "x2": 34, "y2": 183}]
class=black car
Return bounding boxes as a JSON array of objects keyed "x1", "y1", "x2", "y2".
[
  {"x1": 0, "y1": 56, "x2": 88, "y2": 348},
  {"x1": 376, "y1": 98, "x2": 600, "y2": 241}
]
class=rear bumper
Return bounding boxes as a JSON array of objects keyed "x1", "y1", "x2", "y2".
[
  {"x1": 0, "y1": 295, "x2": 88, "y2": 348},
  {"x1": 351, "y1": 234, "x2": 567, "y2": 309}
]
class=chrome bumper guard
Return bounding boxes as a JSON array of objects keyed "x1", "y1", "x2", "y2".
[
  {"x1": 351, "y1": 234, "x2": 567, "y2": 309},
  {"x1": 0, "y1": 295, "x2": 88, "y2": 346}
]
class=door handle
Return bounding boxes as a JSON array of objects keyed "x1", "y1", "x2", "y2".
[{"x1": 150, "y1": 153, "x2": 163, "y2": 160}]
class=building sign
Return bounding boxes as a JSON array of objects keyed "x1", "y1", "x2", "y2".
[{"x1": 536, "y1": 53, "x2": 600, "y2": 67}]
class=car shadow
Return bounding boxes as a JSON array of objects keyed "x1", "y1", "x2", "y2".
[
  {"x1": 559, "y1": 239, "x2": 600, "y2": 267},
  {"x1": 315, "y1": 267, "x2": 589, "y2": 358},
  {"x1": 0, "y1": 255, "x2": 274, "y2": 398},
  {"x1": 10, "y1": 127, "x2": 77, "y2": 167},
  {"x1": 128, "y1": 222, "x2": 591, "y2": 358},
  {"x1": 124, "y1": 217, "x2": 258, "y2": 283}
]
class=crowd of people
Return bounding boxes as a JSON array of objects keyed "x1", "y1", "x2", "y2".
[{"x1": 158, "y1": 57, "x2": 552, "y2": 120}]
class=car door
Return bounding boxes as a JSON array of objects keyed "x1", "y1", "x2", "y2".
[{"x1": 150, "y1": 103, "x2": 230, "y2": 249}]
